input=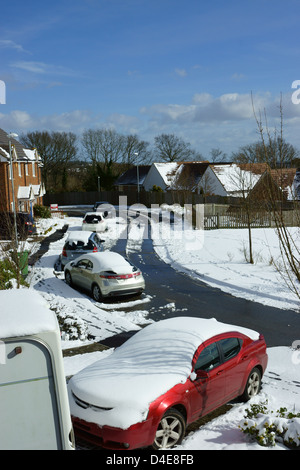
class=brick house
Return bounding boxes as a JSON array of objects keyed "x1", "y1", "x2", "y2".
[{"x1": 0, "y1": 128, "x2": 45, "y2": 214}]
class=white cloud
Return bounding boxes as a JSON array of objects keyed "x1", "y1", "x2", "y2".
[
  {"x1": 175, "y1": 68, "x2": 187, "y2": 77},
  {"x1": 10, "y1": 61, "x2": 77, "y2": 77},
  {"x1": 0, "y1": 40, "x2": 27, "y2": 53},
  {"x1": 0, "y1": 109, "x2": 95, "y2": 133},
  {"x1": 2, "y1": 91, "x2": 300, "y2": 159},
  {"x1": 142, "y1": 92, "x2": 274, "y2": 124}
]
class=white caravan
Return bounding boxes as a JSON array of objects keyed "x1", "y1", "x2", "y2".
[{"x1": 0, "y1": 289, "x2": 74, "y2": 450}]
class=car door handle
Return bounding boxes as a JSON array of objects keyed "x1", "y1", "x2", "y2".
[
  {"x1": 241, "y1": 355, "x2": 248, "y2": 361},
  {"x1": 217, "y1": 370, "x2": 224, "y2": 375}
]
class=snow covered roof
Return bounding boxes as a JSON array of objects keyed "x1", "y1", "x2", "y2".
[
  {"x1": 17, "y1": 185, "x2": 35, "y2": 200},
  {"x1": 0, "y1": 289, "x2": 58, "y2": 339},
  {"x1": 0, "y1": 128, "x2": 41, "y2": 162},
  {"x1": 210, "y1": 163, "x2": 268, "y2": 194},
  {"x1": 69, "y1": 316, "x2": 259, "y2": 429},
  {"x1": 153, "y1": 162, "x2": 179, "y2": 186},
  {"x1": 23, "y1": 148, "x2": 40, "y2": 161}
]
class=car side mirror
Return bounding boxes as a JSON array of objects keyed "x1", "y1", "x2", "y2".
[{"x1": 196, "y1": 369, "x2": 209, "y2": 379}]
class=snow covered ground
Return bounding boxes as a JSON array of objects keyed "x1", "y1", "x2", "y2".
[{"x1": 8, "y1": 208, "x2": 300, "y2": 449}]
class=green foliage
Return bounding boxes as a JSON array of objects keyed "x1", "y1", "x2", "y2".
[
  {"x1": 152, "y1": 185, "x2": 163, "y2": 192},
  {"x1": 33, "y1": 204, "x2": 51, "y2": 218},
  {"x1": 0, "y1": 258, "x2": 29, "y2": 289},
  {"x1": 240, "y1": 400, "x2": 300, "y2": 448}
]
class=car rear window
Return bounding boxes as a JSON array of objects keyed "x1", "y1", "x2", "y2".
[
  {"x1": 84, "y1": 215, "x2": 102, "y2": 223},
  {"x1": 65, "y1": 239, "x2": 95, "y2": 251}
]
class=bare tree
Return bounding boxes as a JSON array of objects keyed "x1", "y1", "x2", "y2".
[
  {"x1": 20, "y1": 131, "x2": 77, "y2": 191},
  {"x1": 123, "y1": 134, "x2": 152, "y2": 167},
  {"x1": 209, "y1": 147, "x2": 227, "y2": 163},
  {"x1": 252, "y1": 95, "x2": 300, "y2": 300},
  {"x1": 82, "y1": 128, "x2": 124, "y2": 166},
  {"x1": 227, "y1": 163, "x2": 265, "y2": 264},
  {"x1": 154, "y1": 133, "x2": 198, "y2": 162}
]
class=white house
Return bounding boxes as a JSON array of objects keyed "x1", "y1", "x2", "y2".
[
  {"x1": 143, "y1": 162, "x2": 179, "y2": 191},
  {"x1": 198, "y1": 163, "x2": 269, "y2": 197}
]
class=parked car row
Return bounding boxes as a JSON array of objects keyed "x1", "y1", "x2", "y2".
[
  {"x1": 60, "y1": 202, "x2": 268, "y2": 451},
  {"x1": 62, "y1": 205, "x2": 145, "y2": 300}
]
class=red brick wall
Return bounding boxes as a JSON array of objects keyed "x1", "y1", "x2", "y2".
[{"x1": 0, "y1": 160, "x2": 43, "y2": 213}]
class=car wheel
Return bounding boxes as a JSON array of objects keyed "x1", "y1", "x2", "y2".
[
  {"x1": 92, "y1": 283, "x2": 102, "y2": 302},
  {"x1": 65, "y1": 270, "x2": 72, "y2": 286},
  {"x1": 153, "y1": 408, "x2": 186, "y2": 449},
  {"x1": 241, "y1": 367, "x2": 262, "y2": 401}
]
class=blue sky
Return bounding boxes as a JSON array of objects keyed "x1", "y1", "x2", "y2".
[{"x1": 1, "y1": 0, "x2": 300, "y2": 159}]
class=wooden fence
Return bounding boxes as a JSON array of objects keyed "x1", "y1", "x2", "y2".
[
  {"x1": 204, "y1": 212, "x2": 272, "y2": 230},
  {"x1": 204, "y1": 210, "x2": 299, "y2": 229}
]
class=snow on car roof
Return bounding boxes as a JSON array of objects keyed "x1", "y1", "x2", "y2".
[
  {"x1": 84, "y1": 212, "x2": 103, "y2": 217},
  {"x1": 0, "y1": 289, "x2": 58, "y2": 339},
  {"x1": 69, "y1": 316, "x2": 260, "y2": 429},
  {"x1": 66, "y1": 230, "x2": 94, "y2": 244},
  {"x1": 83, "y1": 252, "x2": 132, "y2": 273}
]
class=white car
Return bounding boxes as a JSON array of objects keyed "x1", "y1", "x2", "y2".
[
  {"x1": 64, "y1": 252, "x2": 145, "y2": 300},
  {"x1": 82, "y1": 212, "x2": 107, "y2": 232}
]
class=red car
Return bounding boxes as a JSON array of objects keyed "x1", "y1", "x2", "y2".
[{"x1": 68, "y1": 317, "x2": 268, "y2": 450}]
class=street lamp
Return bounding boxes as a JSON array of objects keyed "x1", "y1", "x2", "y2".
[
  {"x1": 8, "y1": 132, "x2": 18, "y2": 250},
  {"x1": 134, "y1": 152, "x2": 139, "y2": 202}
]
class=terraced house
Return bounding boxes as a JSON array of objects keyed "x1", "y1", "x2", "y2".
[{"x1": 0, "y1": 128, "x2": 45, "y2": 213}]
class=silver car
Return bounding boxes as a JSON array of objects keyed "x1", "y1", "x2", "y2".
[
  {"x1": 60, "y1": 231, "x2": 104, "y2": 269},
  {"x1": 64, "y1": 252, "x2": 145, "y2": 300}
]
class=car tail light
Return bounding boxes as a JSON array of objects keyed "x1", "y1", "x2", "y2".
[
  {"x1": 100, "y1": 273, "x2": 133, "y2": 280},
  {"x1": 99, "y1": 269, "x2": 141, "y2": 280},
  {"x1": 93, "y1": 246, "x2": 98, "y2": 252},
  {"x1": 62, "y1": 247, "x2": 67, "y2": 257}
]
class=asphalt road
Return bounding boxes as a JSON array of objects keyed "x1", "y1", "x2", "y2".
[{"x1": 112, "y1": 220, "x2": 300, "y2": 348}]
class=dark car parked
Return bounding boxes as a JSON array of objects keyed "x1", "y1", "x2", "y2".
[
  {"x1": 0, "y1": 212, "x2": 36, "y2": 240},
  {"x1": 92, "y1": 201, "x2": 113, "y2": 218}
]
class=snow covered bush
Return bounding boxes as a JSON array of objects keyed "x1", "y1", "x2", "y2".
[
  {"x1": 56, "y1": 311, "x2": 90, "y2": 341},
  {"x1": 240, "y1": 400, "x2": 300, "y2": 448}
]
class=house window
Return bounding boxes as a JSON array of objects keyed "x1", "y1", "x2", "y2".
[
  {"x1": 25, "y1": 163, "x2": 29, "y2": 176},
  {"x1": 32, "y1": 162, "x2": 36, "y2": 177},
  {"x1": 18, "y1": 163, "x2": 22, "y2": 177}
]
